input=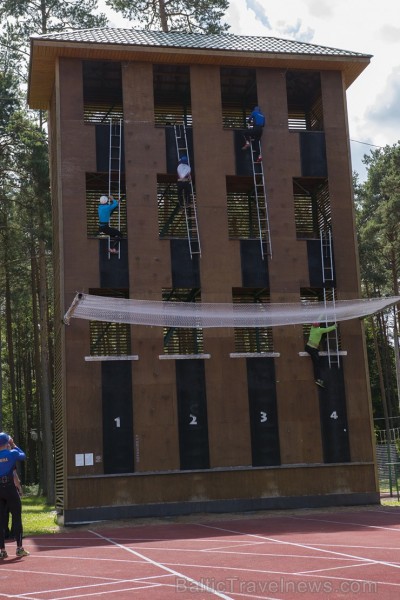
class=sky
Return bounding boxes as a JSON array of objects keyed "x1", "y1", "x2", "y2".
[{"x1": 100, "y1": 0, "x2": 400, "y2": 182}]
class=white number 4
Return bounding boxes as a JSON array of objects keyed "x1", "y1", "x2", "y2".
[{"x1": 330, "y1": 411, "x2": 338, "y2": 420}]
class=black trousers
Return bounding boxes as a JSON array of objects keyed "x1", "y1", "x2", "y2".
[
  {"x1": 305, "y1": 344, "x2": 321, "y2": 380},
  {"x1": 5, "y1": 506, "x2": 13, "y2": 538},
  {"x1": 0, "y1": 482, "x2": 23, "y2": 548},
  {"x1": 99, "y1": 224, "x2": 122, "y2": 249},
  {"x1": 244, "y1": 125, "x2": 263, "y2": 145},
  {"x1": 177, "y1": 180, "x2": 191, "y2": 206}
]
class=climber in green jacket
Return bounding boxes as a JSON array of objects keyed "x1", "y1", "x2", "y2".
[{"x1": 305, "y1": 322, "x2": 337, "y2": 388}]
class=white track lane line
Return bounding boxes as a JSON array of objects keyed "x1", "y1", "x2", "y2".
[
  {"x1": 287, "y1": 514, "x2": 400, "y2": 532},
  {"x1": 197, "y1": 522, "x2": 400, "y2": 570},
  {"x1": 88, "y1": 529, "x2": 235, "y2": 600},
  {"x1": 9, "y1": 573, "x2": 170, "y2": 600}
]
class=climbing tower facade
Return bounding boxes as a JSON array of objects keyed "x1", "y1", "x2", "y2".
[{"x1": 28, "y1": 30, "x2": 376, "y2": 523}]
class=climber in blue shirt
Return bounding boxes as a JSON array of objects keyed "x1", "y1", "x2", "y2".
[
  {"x1": 242, "y1": 106, "x2": 266, "y2": 162},
  {"x1": 98, "y1": 195, "x2": 122, "y2": 255}
]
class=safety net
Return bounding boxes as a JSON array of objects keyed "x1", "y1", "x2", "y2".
[{"x1": 64, "y1": 293, "x2": 400, "y2": 328}]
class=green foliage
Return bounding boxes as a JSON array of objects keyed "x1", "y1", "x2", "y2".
[
  {"x1": 355, "y1": 143, "x2": 400, "y2": 427},
  {"x1": 0, "y1": 0, "x2": 107, "y2": 36},
  {"x1": 0, "y1": 1, "x2": 107, "y2": 81},
  {"x1": 106, "y1": 0, "x2": 230, "y2": 33}
]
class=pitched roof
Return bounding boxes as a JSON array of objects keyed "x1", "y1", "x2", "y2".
[
  {"x1": 28, "y1": 28, "x2": 371, "y2": 109},
  {"x1": 32, "y1": 27, "x2": 370, "y2": 58}
]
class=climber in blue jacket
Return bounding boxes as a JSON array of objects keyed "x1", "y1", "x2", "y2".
[
  {"x1": 98, "y1": 195, "x2": 122, "y2": 255},
  {"x1": 242, "y1": 106, "x2": 266, "y2": 162}
]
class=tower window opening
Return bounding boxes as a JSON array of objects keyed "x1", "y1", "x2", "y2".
[
  {"x1": 153, "y1": 64, "x2": 192, "y2": 126},
  {"x1": 162, "y1": 288, "x2": 203, "y2": 354},
  {"x1": 221, "y1": 67, "x2": 258, "y2": 129},
  {"x1": 233, "y1": 288, "x2": 272, "y2": 353},
  {"x1": 83, "y1": 60, "x2": 123, "y2": 124},
  {"x1": 287, "y1": 70, "x2": 323, "y2": 131}
]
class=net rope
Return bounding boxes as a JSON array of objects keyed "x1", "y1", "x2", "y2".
[{"x1": 64, "y1": 293, "x2": 400, "y2": 328}]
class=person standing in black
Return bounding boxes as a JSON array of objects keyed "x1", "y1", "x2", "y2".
[
  {"x1": 5, "y1": 468, "x2": 22, "y2": 540},
  {"x1": 0, "y1": 432, "x2": 29, "y2": 558}
]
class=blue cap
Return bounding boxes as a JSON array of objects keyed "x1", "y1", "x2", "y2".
[
  {"x1": 0, "y1": 432, "x2": 10, "y2": 446},
  {"x1": 180, "y1": 155, "x2": 188, "y2": 164}
]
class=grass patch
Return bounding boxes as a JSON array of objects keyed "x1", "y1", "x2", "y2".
[
  {"x1": 21, "y1": 495, "x2": 60, "y2": 536},
  {"x1": 381, "y1": 498, "x2": 400, "y2": 506}
]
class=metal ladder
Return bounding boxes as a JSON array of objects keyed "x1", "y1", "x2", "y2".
[
  {"x1": 320, "y1": 228, "x2": 340, "y2": 367},
  {"x1": 250, "y1": 140, "x2": 272, "y2": 259},
  {"x1": 107, "y1": 118, "x2": 122, "y2": 259},
  {"x1": 174, "y1": 124, "x2": 201, "y2": 259}
]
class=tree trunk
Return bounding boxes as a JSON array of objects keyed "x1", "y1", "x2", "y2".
[
  {"x1": 38, "y1": 238, "x2": 55, "y2": 504},
  {"x1": 4, "y1": 241, "x2": 20, "y2": 443},
  {"x1": 390, "y1": 248, "x2": 400, "y2": 412},
  {"x1": 31, "y1": 243, "x2": 45, "y2": 494},
  {"x1": 158, "y1": 0, "x2": 169, "y2": 31},
  {"x1": 0, "y1": 319, "x2": 3, "y2": 431},
  {"x1": 378, "y1": 312, "x2": 393, "y2": 420},
  {"x1": 370, "y1": 315, "x2": 393, "y2": 482}
]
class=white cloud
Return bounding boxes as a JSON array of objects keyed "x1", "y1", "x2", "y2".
[
  {"x1": 307, "y1": 0, "x2": 334, "y2": 18},
  {"x1": 378, "y1": 24, "x2": 400, "y2": 43},
  {"x1": 245, "y1": 0, "x2": 271, "y2": 29}
]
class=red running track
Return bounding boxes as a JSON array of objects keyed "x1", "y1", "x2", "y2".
[{"x1": 0, "y1": 506, "x2": 400, "y2": 599}]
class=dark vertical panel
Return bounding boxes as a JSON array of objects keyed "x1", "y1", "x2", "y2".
[
  {"x1": 102, "y1": 361, "x2": 134, "y2": 473},
  {"x1": 96, "y1": 124, "x2": 125, "y2": 173},
  {"x1": 319, "y1": 360, "x2": 350, "y2": 463},
  {"x1": 165, "y1": 126, "x2": 194, "y2": 174},
  {"x1": 234, "y1": 130, "x2": 253, "y2": 176},
  {"x1": 307, "y1": 239, "x2": 323, "y2": 287},
  {"x1": 300, "y1": 132, "x2": 327, "y2": 177},
  {"x1": 247, "y1": 358, "x2": 280, "y2": 466},
  {"x1": 171, "y1": 239, "x2": 200, "y2": 288},
  {"x1": 176, "y1": 360, "x2": 210, "y2": 470},
  {"x1": 99, "y1": 239, "x2": 129, "y2": 288},
  {"x1": 240, "y1": 240, "x2": 269, "y2": 287},
  {"x1": 307, "y1": 240, "x2": 336, "y2": 288}
]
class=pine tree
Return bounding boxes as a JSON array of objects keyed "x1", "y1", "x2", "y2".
[{"x1": 106, "y1": 0, "x2": 230, "y2": 33}]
